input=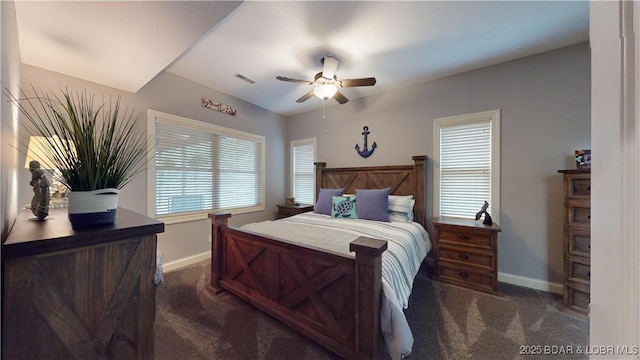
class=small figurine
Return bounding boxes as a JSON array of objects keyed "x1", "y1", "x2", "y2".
[
  {"x1": 475, "y1": 201, "x2": 493, "y2": 225},
  {"x1": 28, "y1": 160, "x2": 50, "y2": 220}
]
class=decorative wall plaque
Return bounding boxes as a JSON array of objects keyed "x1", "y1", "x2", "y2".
[{"x1": 201, "y1": 97, "x2": 237, "y2": 116}]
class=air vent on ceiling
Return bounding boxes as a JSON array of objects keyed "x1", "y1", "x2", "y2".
[{"x1": 233, "y1": 73, "x2": 255, "y2": 84}]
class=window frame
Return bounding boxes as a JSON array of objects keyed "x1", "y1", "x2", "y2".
[
  {"x1": 290, "y1": 137, "x2": 317, "y2": 205},
  {"x1": 433, "y1": 109, "x2": 501, "y2": 223},
  {"x1": 147, "y1": 109, "x2": 265, "y2": 224}
]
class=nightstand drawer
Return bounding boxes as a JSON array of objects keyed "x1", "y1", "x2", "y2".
[
  {"x1": 436, "y1": 264, "x2": 494, "y2": 291},
  {"x1": 438, "y1": 247, "x2": 493, "y2": 270},
  {"x1": 277, "y1": 204, "x2": 314, "y2": 219},
  {"x1": 438, "y1": 229, "x2": 493, "y2": 250}
]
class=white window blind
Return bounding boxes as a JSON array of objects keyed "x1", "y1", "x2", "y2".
[
  {"x1": 291, "y1": 138, "x2": 315, "y2": 204},
  {"x1": 155, "y1": 122, "x2": 213, "y2": 216},
  {"x1": 217, "y1": 136, "x2": 263, "y2": 209},
  {"x1": 434, "y1": 110, "x2": 500, "y2": 221},
  {"x1": 151, "y1": 111, "x2": 265, "y2": 219}
]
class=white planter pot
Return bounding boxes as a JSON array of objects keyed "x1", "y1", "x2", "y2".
[{"x1": 68, "y1": 188, "x2": 120, "y2": 228}]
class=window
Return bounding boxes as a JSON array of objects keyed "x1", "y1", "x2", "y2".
[
  {"x1": 290, "y1": 138, "x2": 316, "y2": 205},
  {"x1": 147, "y1": 110, "x2": 265, "y2": 223},
  {"x1": 433, "y1": 109, "x2": 500, "y2": 222}
]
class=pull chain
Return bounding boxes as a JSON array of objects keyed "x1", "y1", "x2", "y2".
[
  {"x1": 322, "y1": 101, "x2": 328, "y2": 134},
  {"x1": 322, "y1": 100, "x2": 326, "y2": 120}
]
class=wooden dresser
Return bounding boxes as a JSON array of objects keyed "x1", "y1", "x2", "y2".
[
  {"x1": 432, "y1": 217, "x2": 501, "y2": 294},
  {"x1": 276, "y1": 203, "x2": 314, "y2": 219},
  {"x1": 558, "y1": 169, "x2": 591, "y2": 313},
  {"x1": 2, "y1": 208, "x2": 164, "y2": 359}
]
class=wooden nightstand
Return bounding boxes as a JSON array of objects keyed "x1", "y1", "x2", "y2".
[
  {"x1": 277, "y1": 203, "x2": 314, "y2": 219},
  {"x1": 432, "y1": 217, "x2": 501, "y2": 294}
]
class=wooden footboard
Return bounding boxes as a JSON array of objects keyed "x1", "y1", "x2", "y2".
[{"x1": 208, "y1": 212, "x2": 387, "y2": 359}]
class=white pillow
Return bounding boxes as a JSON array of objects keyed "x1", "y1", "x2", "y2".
[{"x1": 388, "y1": 195, "x2": 415, "y2": 222}]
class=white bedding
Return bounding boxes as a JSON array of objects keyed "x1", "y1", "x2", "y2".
[{"x1": 241, "y1": 212, "x2": 431, "y2": 360}]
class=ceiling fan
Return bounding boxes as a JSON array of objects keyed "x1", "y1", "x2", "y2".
[{"x1": 276, "y1": 56, "x2": 376, "y2": 104}]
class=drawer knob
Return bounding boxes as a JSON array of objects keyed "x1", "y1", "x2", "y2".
[
  {"x1": 587, "y1": 186, "x2": 591, "y2": 191},
  {"x1": 458, "y1": 234, "x2": 469, "y2": 240},
  {"x1": 458, "y1": 253, "x2": 469, "y2": 260},
  {"x1": 459, "y1": 271, "x2": 469, "y2": 278}
]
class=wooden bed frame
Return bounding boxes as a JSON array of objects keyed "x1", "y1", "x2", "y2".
[{"x1": 208, "y1": 155, "x2": 427, "y2": 359}]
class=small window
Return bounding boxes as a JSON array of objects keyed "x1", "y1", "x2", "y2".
[
  {"x1": 148, "y1": 110, "x2": 265, "y2": 222},
  {"x1": 433, "y1": 110, "x2": 500, "y2": 222},
  {"x1": 291, "y1": 138, "x2": 316, "y2": 205}
]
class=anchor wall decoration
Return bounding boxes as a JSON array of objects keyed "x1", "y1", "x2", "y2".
[{"x1": 355, "y1": 126, "x2": 377, "y2": 158}]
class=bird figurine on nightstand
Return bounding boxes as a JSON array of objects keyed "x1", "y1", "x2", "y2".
[{"x1": 475, "y1": 201, "x2": 493, "y2": 225}]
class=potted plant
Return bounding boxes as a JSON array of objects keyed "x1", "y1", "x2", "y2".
[{"x1": 5, "y1": 87, "x2": 149, "y2": 228}]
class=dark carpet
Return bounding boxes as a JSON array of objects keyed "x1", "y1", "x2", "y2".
[{"x1": 154, "y1": 260, "x2": 588, "y2": 359}]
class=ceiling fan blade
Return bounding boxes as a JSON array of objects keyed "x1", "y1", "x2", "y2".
[
  {"x1": 333, "y1": 91, "x2": 349, "y2": 104},
  {"x1": 296, "y1": 90, "x2": 315, "y2": 103},
  {"x1": 321, "y1": 56, "x2": 339, "y2": 80},
  {"x1": 276, "y1": 76, "x2": 313, "y2": 85},
  {"x1": 340, "y1": 77, "x2": 377, "y2": 87}
]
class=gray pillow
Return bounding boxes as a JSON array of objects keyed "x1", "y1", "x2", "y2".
[
  {"x1": 315, "y1": 188, "x2": 344, "y2": 215},
  {"x1": 356, "y1": 188, "x2": 390, "y2": 222}
]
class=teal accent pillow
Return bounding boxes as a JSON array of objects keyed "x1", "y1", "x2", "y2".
[{"x1": 331, "y1": 196, "x2": 357, "y2": 219}]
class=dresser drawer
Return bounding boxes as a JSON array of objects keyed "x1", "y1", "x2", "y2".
[
  {"x1": 438, "y1": 229, "x2": 493, "y2": 250},
  {"x1": 566, "y1": 286, "x2": 590, "y2": 313},
  {"x1": 568, "y1": 230, "x2": 590, "y2": 257},
  {"x1": 436, "y1": 264, "x2": 494, "y2": 291},
  {"x1": 569, "y1": 205, "x2": 590, "y2": 226},
  {"x1": 438, "y1": 246, "x2": 493, "y2": 270},
  {"x1": 569, "y1": 259, "x2": 591, "y2": 284},
  {"x1": 569, "y1": 178, "x2": 590, "y2": 197}
]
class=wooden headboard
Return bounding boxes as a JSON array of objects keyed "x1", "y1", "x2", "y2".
[{"x1": 314, "y1": 155, "x2": 428, "y2": 227}]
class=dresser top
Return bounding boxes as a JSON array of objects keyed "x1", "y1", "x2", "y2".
[
  {"x1": 3, "y1": 208, "x2": 164, "y2": 259},
  {"x1": 558, "y1": 169, "x2": 591, "y2": 174}
]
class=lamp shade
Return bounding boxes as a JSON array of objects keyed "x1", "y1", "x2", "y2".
[
  {"x1": 24, "y1": 136, "x2": 65, "y2": 169},
  {"x1": 313, "y1": 84, "x2": 338, "y2": 100}
]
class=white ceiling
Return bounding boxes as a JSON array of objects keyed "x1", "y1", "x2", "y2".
[{"x1": 14, "y1": 1, "x2": 589, "y2": 117}]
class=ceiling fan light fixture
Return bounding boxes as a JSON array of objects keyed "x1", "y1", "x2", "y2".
[{"x1": 314, "y1": 84, "x2": 338, "y2": 100}]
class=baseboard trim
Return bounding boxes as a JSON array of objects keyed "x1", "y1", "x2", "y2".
[
  {"x1": 162, "y1": 251, "x2": 210, "y2": 273},
  {"x1": 498, "y1": 271, "x2": 564, "y2": 295}
]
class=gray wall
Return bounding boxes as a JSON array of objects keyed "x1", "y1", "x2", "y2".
[
  {"x1": 1, "y1": 0, "x2": 21, "y2": 241},
  {"x1": 2, "y1": 1, "x2": 22, "y2": 349},
  {"x1": 287, "y1": 43, "x2": 591, "y2": 285},
  {"x1": 17, "y1": 65, "x2": 287, "y2": 263}
]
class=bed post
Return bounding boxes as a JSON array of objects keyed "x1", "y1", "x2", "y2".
[
  {"x1": 314, "y1": 162, "x2": 327, "y2": 200},
  {"x1": 412, "y1": 155, "x2": 428, "y2": 228},
  {"x1": 208, "y1": 212, "x2": 231, "y2": 295},
  {"x1": 350, "y1": 237, "x2": 388, "y2": 360}
]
